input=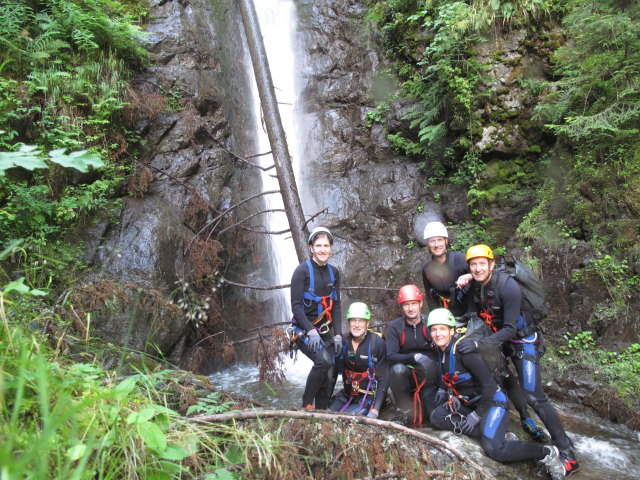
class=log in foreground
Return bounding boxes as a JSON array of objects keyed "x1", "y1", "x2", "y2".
[{"x1": 191, "y1": 408, "x2": 496, "y2": 480}]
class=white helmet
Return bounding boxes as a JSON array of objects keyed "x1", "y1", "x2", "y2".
[
  {"x1": 308, "y1": 226, "x2": 334, "y2": 245},
  {"x1": 423, "y1": 221, "x2": 448, "y2": 241}
]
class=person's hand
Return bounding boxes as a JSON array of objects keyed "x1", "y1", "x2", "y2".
[
  {"x1": 306, "y1": 330, "x2": 322, "y2": 352},
  {"x1": 463, "y1": 411, "x2": 481, "y2": 433},
  {"x1": 435, "y1": 389, "x2": 448, "y2": 406},
  {"x1": 455, "y1": 273, "x2": 473, "y2": 288},
  {"x1": 414, "y1": 353, "x2": 427, "y2": 363},
  {"x1": 448, "y1": 396, "x2": 461, "y2": 412},
  {"x1": 366, "y1": 409, "x2": 379, "y2": 419},
  {"x1": 457, "y1": 339, "x2": 479, "y2": 354},
  {"x1": 333, "y1": 335, "x2": 342, "y2": 355}
]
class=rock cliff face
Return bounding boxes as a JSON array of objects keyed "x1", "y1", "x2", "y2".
[{"x1": 78, "y1": 0, "x2": 274, "y2": 367}]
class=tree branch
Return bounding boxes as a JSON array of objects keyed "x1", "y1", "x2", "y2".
[
  {"x1": 184, "y1": 190, "x2": 280, "y2": 254},
  {"x1": 190, "y1": 409, "x2": 496, "y2": 480},
  {"x1": 216, "y1": 209, "x2": 286, "y2": 235}
]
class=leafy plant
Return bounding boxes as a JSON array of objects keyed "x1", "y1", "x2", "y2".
[
  {"x1": 557, "y1": 330, "x2": 595, "y2": 355},
  {"x1": 186, "y1": 391, "x2": 236, "y2": 416}
]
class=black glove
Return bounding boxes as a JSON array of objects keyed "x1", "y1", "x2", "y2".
[
  {"x1": 333, "y1": 335, "x2": 342, "y2": 355},
  {"x1": 457, "y1": 339, "x2": 479, "y2": 354},
  {"x1": 306, "y1": 330, "x2": 322, "y2": 353}
]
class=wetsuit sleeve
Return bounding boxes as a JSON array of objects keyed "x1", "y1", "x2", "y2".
[
  {"x1": 422, "y1": 264, "x2": 438, "y2": 312},
  {"x1": 290, "y1": 262, "x2": 314, "y2": 332},
  {"x1": 459, "y1": 351, "x2": 498, "y2": 418},
  {"x1": 488, "y1": 277, "x2": 520, "y2": 344},
  {"x1": 385, "y1": 321, "x2": 415, "y2": 365},
  {"x1": 332, "y1": 267, "x2": 342, "y2": 337},
  {"x1": 372, "y1": 335, "x2": 389, "y2": 412}
]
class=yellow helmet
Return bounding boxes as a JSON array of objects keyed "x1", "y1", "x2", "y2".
[{"x1": 465, "y1": 244, "x2": 494, "y2": 262}]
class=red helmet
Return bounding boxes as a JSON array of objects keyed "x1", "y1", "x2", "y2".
[{"x1": 397, "y1": 285, "x2": 424, "y2": 304}]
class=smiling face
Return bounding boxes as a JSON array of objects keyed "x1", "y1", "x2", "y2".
[
  {"x1": 430, "y1": 324, "x2": 454, "y2": 350},
  {"x1": 349, "y1": 317, "x2": 369, "y2": 338},
  {"x1": 401, "y1": 300, "x2": 423, "y2": 324},
  {"x1": 469, "y1": 257, "x2": 494, "y2": 285},
  {"x1": 427, "y1": 236, "x2": 447, "y2": 258},
  {"x1": 309, "y1": 234, "x2": 332, "y2": 265}
]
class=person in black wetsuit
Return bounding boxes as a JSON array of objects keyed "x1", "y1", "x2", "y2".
[
  {"x1": 330, "y1": 302, "x2": 388, "y2": 419},
  {"x1": 427, "y1": 308, "x2": 566, "y2": 480},
  {"x1": 290, "y1": 227, "x2": 342, "y2": 409},
  {"x1": 385, "y1": 285, "x2": 438, "y2": 426},
  {"x1": 421, "y1": 221, "x2": 471, "y2": 319},
  {"x1": 459, "y1": 245, "x2": 579, "y2": 477}
]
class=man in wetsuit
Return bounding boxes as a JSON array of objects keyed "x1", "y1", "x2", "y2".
[
  {"x1": 421, "y1": 221, "x2": 471, "y2": 319},
  {"x1": 385, "y1": 285, "x2": 438, "y2": 426},
  {"x1": 459, "y1": 245, "x2": 579, "y2": 476},
  {"x1": 427, "y1": 308, "x2": 566, "y2": 480},
  {"x1": 330, "y1": 302, "x2": 388, "y2": 418}
]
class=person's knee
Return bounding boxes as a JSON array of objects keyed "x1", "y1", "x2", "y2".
[
  {"x1": 391, "y1": 363, "x2": 409, "y2": 376},
  {"x1": 481, "y1": 437, "x2": 507, "y2": 462}
]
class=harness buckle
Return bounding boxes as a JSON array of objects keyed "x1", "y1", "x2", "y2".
[{"x1": 445, "y1": 411, "x2": 465, "y2": 436}]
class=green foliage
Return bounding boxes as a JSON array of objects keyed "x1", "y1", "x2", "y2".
[
  {"x1": 186, "y1": 391, "x2": 236, "y2": 416},
  {"x1": 448, "y1": 219, "x2": 497, "y2": 253},
  {"x1": 0, "y1": 145, "x2": 104, "y2": 175},
  {"x1": 558, "y1": 330, "x2": 595, "y2": 355},
  {"x1": 0, "y1": 305, "x2": 286, "y2": 478},
  {"x1": 551, "y1": 333, "x2": 640, "y2": 407},
  {"x1": 0, "y1": 0, "x2": 145, "y2": 295},
  {"x1": 535, "y1": 0, "x2": 640, "y2": 143}
]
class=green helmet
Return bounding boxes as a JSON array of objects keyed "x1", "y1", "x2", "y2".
[
  {"x1": 346, "y1": 302, "x2": 371, "y2": 321},
  {"x1": 426, "y1": 308, "x2": 456, "y2": 328}
]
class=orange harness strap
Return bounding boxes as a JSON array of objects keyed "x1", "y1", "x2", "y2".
[
  {"x1": 411, "y1": 369, "x2": 426, "y2": 427},
  {"x1": 480, "y1": 309, "x2": 498, "y2": 333}
]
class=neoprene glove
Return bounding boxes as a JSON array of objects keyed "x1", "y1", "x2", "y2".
[
  {"x1": 457, "y1": 339, "x2": 479, "y2": 354},
  {"x1": 464, "y1": 411, "x2": 481, "y2": 433},
  {"x1": 366, "y1": 410, "x2": 379, "y2": 419},
  {"x1": 435, "y1": 389, "x2": 448, "y2": 406},
  {"x1": 414, "y1": 353, "x2": 427, "y2": 363},
  {"x1": 333, "y1": 335, "x2": 342, "y2": 355},
  {"x1": 306, "y1": 329, "x2": 322, "y2": 353}
]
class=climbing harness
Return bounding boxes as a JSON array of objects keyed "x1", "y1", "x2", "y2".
[
  {"x1": 288, "y1": 260, "x2": 337, "y2": 353},
  {"x1": 301, "y1": 259, "x2": 337, "y2": 334},
  {"x1": 337, "y1": 334, "x2": 377, "y2": 414}
]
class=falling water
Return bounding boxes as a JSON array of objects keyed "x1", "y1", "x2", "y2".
[{"x1": 211, "y1": 0, "x2": 312, "y2": 404}]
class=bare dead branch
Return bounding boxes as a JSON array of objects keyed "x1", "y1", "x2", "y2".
[
  {"x1": 184, "y1": 190, "x2": 280, "y2": 254},
  {"x1": 216, "y1": 209, "x2": 287, "y2": 235},
  {"x1": 190, "y1": 409, "x2": 496, "y2": 480},
  {"x1": 302, "y1": 208, "x2": 329, "y2": 230},
  {"x1": 235, "y1": 224, "x2": 292, "y2": 235},
  {"x1": 137, "y1": 159, "x2": 202, "y2": 198},
  {"x1": 204, "y1": 131, "x2": 276, "y2": 171},
  {"x1": 220, "y1": 276, "x2": 291, "y2": 291},
  {"x1": 342, "y1": 286, "x2": 397, "y2": 292}
]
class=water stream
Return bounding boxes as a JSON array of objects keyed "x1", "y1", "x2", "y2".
[{"x1": 209, "y1": 1, "x2": 640, "y2": 478}]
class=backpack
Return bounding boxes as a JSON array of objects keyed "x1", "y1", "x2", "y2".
[
  {"x1": 494, "y1": 254, "x2": 548, "y2": 323},
  {"x1": 457, "y1": 315, "x2": 508, "y2": 380}
]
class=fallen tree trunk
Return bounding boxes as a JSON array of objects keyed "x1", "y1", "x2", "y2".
[{"x1": 191, "y1": 408, "x2": 496, "y2": 480}]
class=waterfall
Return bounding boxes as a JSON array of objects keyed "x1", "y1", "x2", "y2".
[
  {"x1": 212, "y1": 0, "x2": 312, "y2": 401},
  {"x1": 251, "y1": 0, "x2": 301, "y2": 321}
]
